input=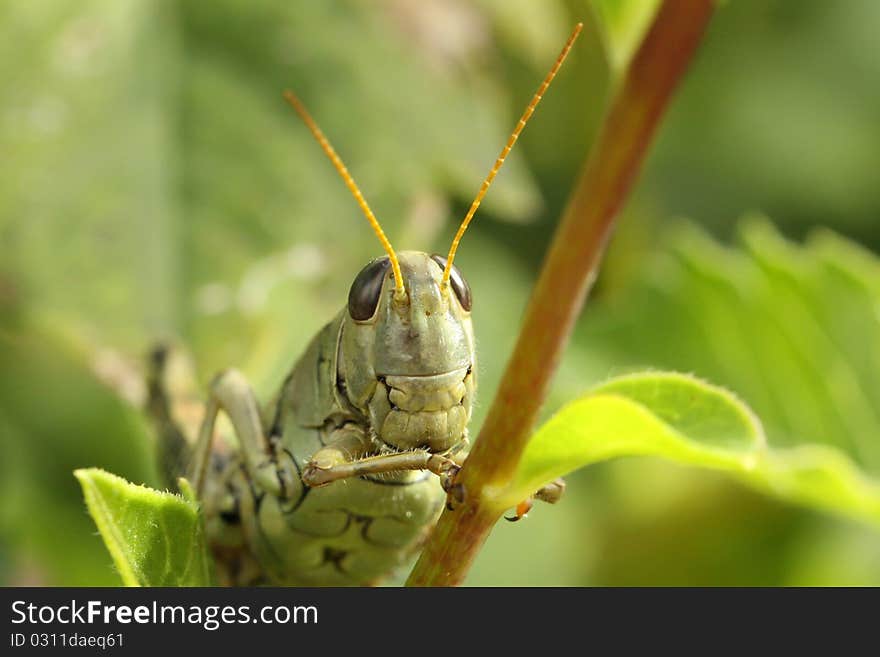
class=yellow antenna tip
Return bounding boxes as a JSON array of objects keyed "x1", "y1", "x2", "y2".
[{"x1": 441, "y1": 22, "x2": 583, "y2": 288}]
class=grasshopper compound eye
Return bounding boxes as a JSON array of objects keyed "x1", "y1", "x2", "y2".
[
  {"x1": 431, "y1": 254, "x2": 471, "y2": 311},
  {"x1": 348, "y1": 257, "x2": 391, "y2": 321}
]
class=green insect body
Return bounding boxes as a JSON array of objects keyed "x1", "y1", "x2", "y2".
[
  {"x1": 148, "y1": 25, "x2": 580, "y2": 586},
  {"x1": 191, "y1": 252, "x2": 475, "y2": 585}
]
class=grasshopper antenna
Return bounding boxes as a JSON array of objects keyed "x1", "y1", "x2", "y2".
[
  {"x1": 283, "y1": 91, "x2": 406, "y2": 300},
  {"x1": 442, "y1": 22, "x2": 583, "y2": 289}
]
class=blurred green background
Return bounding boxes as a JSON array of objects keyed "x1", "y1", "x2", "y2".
[{"x1": 2, "y1": 0, "x2": 879, "y2": 586}]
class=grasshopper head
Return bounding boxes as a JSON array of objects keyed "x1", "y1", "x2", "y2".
[{"x1": 339, "y1": 251, "x2": 475, "y2": 453}]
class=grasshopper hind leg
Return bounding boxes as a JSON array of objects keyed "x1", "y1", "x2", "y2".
[{"x1": 145, "y1": 343, "x2": 200, "y2": 489}]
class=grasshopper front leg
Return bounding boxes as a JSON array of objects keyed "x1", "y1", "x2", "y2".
[
  {"x1": 189, "y1": 369, "x2": 298, "y2": 499},
  {"x1": 302, "y1": 430, "x2": 460, "y2": 491},
  {"x1": 302, "y1": 429, "x2": 562, "y2": 520}
]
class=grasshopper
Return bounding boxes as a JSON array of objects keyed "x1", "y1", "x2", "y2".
[{"x1": 148, "y1": 24, "x2": 581, "y2": 586}]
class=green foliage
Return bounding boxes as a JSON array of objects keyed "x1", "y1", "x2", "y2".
[
  {"x1": 505, "y1": 372, "x2": 880, "y2": 528},
  {"x1": 583, "y1": 219, "x2": 880, "y2": 474},
  {"x1": 640, "y1": 1, "x2": 880, "y2": 245},
  {"x1": 513, "y1": 219, "x2": 880, "y2": 586},
  {"x1": 1, "y1": 1, "x2": 878, "y2": 586},
  {"x1": 74, "y1": 469, "x2": 211, "y2": 586},
  {"x1": 0, "y1": 322, "x2": 156, "y2": 585}
]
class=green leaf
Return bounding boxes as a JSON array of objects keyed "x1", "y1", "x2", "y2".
[
  {"x1": 560, "y1": 219, "x2": 880, "y2": 585},
  {"x1": 74, "y1": 468, "x2": 212, "y2": 586},
  {"x1": 581, "y1": 220, "x2": 880, "y2": 475},
  {"x1": 590, "y1": 0, "x2": 661, "y2": 74},
  {"x1": 503, "y1": 372, "x2": 880, "y2": 529}
]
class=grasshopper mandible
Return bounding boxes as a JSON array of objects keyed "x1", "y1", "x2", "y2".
[{"x1": 148, "y1": 24, "x2": 581, "y2": 586}]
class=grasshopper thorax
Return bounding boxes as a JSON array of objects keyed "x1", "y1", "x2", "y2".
[{"x1": 339, "y1": 251, "x2": 475, "y2": 453}]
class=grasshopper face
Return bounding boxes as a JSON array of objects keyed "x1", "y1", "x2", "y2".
[{"x1": 340, "y1": 250, "x2": 475, "y2": 453}]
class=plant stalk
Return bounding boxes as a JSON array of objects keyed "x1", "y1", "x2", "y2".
[{"x1": 407, "y1": 0, "x2": 715, "y2": 586}]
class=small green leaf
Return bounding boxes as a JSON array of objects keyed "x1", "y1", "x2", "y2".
[
  {"x1": 74, "y1": 468, "x2": 212, "y2": 586},
  {"x1": 502, "y1": 372, "x2": 880, "y2": 529},
  {"x1": 590, "y1": 0, "x2": 662, "y2": 74}
]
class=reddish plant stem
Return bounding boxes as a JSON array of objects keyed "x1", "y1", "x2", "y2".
[{"x1": 407, "y1": 0, "x2": 715, "y2": 587}]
